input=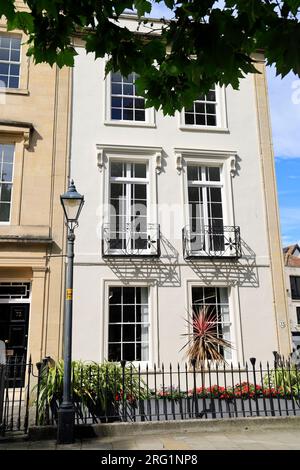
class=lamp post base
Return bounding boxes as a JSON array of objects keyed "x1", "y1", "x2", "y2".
[{"x1": 57, "y1": 404, "x2": 75, "y2": 444}]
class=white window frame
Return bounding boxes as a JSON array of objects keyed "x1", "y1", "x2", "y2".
[
  {"x1": 191, "y1": 285, "x2": 232, "y2": 361},
  {"x1": 0, "y1": 143, "x2": 15, "y2": 225},
  {"x1": 97, "y1": 144, "x2": 161, "y2": 257},
  {"x1": 176, "y1": 148, "x2": 237, "y2": 232},
  {"x1": 102, "y1": 279, "x2": 159, "y2": 368},
  {"x1": 108, "y1": 160, "x2": 151, "y2": 256},
  {"x1": 187, "y1": 165, "x2": 224, "y2": 255},
  {"x1": 104, "y1": 71, "x2": 156, "y2": 128},
  {"x1": 0, "y1": 33, "x2": 22, "y2": 90},
  {"x1": 185, "y1": 280, "x2": 241, "y2": 365},
  {"x1": 107, "y1": 285, "x2": 150, "y2": 363},
  {"x1": 179, "y1": 85, "x2": 228, "y2": 132}
]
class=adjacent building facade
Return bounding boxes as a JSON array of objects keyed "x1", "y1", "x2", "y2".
[
  {"x1": 0, "y1": 8, "x2": 71, "y2": 367},
  {"x1": 283, "y1": 244, "x2": 300, "y2": 349},
  {"x1": 70, "y1": 15, "x2": 291, "y2": 366}
]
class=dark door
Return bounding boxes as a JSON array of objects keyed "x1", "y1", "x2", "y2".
[{"x1": 0, "y1": 304, "x2": 29, "y2": 386}]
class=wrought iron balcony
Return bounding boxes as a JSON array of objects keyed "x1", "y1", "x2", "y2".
[
  {"x1": 102, "y1": 223, "x2": 160, "y2": 258},
  {"x1": 182, "y1": 225, "x2": 241, "y2": 259}
]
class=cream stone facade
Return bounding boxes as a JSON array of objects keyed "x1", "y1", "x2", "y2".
[
  {"x1": 0, "y1": 11, "x2": 291, "y2": 368},
  {"x1": 69, "y1": 16, "x2": 291, "y2": 366},
  {"x1": 0, "y1": 7, "x2": 70, "y2": 365}
]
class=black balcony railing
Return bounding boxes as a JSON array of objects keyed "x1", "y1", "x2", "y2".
[
  {"x1": 102, "y1": 223, "x2": 160, "y2": 258},
  {"x1": 182, "y1": 225, "x2": 241, "y2": 259}
]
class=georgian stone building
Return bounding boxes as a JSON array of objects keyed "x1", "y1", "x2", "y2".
[
  {"x1": 0, "y1": 6, "x2": 71, "y2": 366},
  {"x1": 69, "y1": 15, "x2": 291, "y2": 366},
  {"x1": 0, "y1": 11, "x2": 291, "y2": 369}
]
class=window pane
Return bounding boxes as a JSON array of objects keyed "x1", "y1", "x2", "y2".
[
  {"x1": 206, "y1": 103, "x2": 216, "y2": 114},
  {"x1": 123, "y1": 343, "x2": 135, "y2": 361},
  {"x1": 207, "y1": 115, "x2": 217, "y2": 126},
  {"x1": 123, "y1": 287, "x2": 135, "y2": 304},
  {"x1": 111, "y1": 97, "x2": 122, "y2": 108},
  {"x1": 108, "y1": 343, "x2": 121, "y2": 362},
  {"x1": 109, "y1": 287, "x2": 121, "y2": 304},
  {"x1": 110, "y1": 183, "x2": 123, "y2": 198},
  {"x1": 210, "y1": 187, "x2": 222, "y2": 202},
  {"x1": 195, "y1": 102, "x2": 205, "y2": 113},
  {"x1": 0, "y1": 63, "x2": 9, "y2": 75},
  {"x1": 195, "y1": 114, "x2": 205, "y2": 125},
  {"x1": 187, "y1": 166, "x2": 199, "y2": 181},
  {"x1": 123, "y1": 98, "x2": 134, "y2": 108},
  {"x1": 0, "y1": 36, "x2": 10, "y2": 48},
  {"x1": 123, "y1": 84, "x2": 134, "y2": 95},
  {"x1": 1, "y1": 183, "x2": 12, "y2": 202},
  {"x1": 123, "y1": 324, "x2": 135, "y2": 341},
  {"x1": 10, "y1": 49, "x2": 20, "y2": 62},
  {"x1": 123, "y1": 305, "x2": 135, "y2": 323},
  {"x1": 111, "y1": 72, "x2": 122, "y2": 82},
  {"x1": 110, "y1": 161, "x2": 123, "y2": 177},
  {"x1": 8, "y1": 76, "x2": 19, "y2": 88},
  {"x1": 135, "y1": 98, "x2": 145, "y2": 109},
  {"x1": 111, "y1": 83, "x2": 122, "y2": 94},
  {"x1": 111, "y1": 108, "x2": 122, "y2": 120},
  {"x1": 185, "y1": 113, "x2": 194, "y2": 125},
  {"x1": 9, "y1": 64, "x2": 19, "y2": 76},
  {"x1": 109, "y1": 324, "x2": 121, "y2": 342},
  {"x1": 0, "y1": 203, "x2": 10, "y2": 222},
  {"x1": 109, "y1": 305, "x2": 121, "y2": 323},
  {"x1": 1, "y1": 163, "x2": 13, "y2": 181},
  {"x1": 207, "y1": 89, "x2": 216, "y2": 101},
  {"x1": 135, "y1": 110, "x2": 145, "y2": 121},
  {"x1": 134, "y1": 184, "x2": 146, "y2": 199},
  {"x1": 2, "y1": 145, "x2": 14, "y2": 163},
  {"x1": 123, "y1": 109, "x2": 133, "y2": 120},
  {"x1": 0, "y1": 76, "x2": 8, "y2": 87},
  {"x1": 0, "y1": 49, "x2": 9, "y2": 61},
  {"x1": 134, "y1": 163, "x2": 146, "y2": 178},
  {"x1": 207, "y1": 167, "x2": 220, "y2": 181}
]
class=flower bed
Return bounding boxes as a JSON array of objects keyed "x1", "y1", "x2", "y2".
[{"x1": 148, "y1": 382, "x2": 297, "y2": 400}]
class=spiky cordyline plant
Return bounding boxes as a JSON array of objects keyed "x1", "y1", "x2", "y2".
[{"x1": 182, "y1": 305, "x2": 232, "y2": 368}]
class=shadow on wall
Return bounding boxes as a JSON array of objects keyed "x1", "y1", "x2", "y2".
[
  {"x1": 103, "y1": 232, "x2": 181, "y2": 287},
  {"x1": 103, "y1": 233, "x2": 259, "y2": 289},
  {"x1": 187, "y1": 237, "x2": 259, "y2": 288}
]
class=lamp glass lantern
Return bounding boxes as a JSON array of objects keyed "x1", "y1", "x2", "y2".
[{"x1": 60, "y1": 180, "x2": 84, "y2": 224}]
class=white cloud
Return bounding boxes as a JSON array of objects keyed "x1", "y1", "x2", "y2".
[{"x1": 267, "y1": 67, "x2": 300, "y2": 158}]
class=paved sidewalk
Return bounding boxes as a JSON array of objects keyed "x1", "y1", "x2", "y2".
[{"x1": 1, "y1": 427, "x2": 300, "y2": 450}]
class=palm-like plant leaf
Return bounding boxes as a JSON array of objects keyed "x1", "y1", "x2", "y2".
[{"x1": 182, "y1": 305, "x2": 232, "y2": 367}]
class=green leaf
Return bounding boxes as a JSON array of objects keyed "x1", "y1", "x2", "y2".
[
  {"x1": 56, "y1": 48, "x2": 78, "y2": 68},
  {"x1": 7, "y1": 11, "x2": 34, "y2": 34},
  {"x1": 135, "y1": 0, "x2": 152, "y2": 17},
  {"x1": 0, "y1": 0, "x2": 15, "y2": 21}
]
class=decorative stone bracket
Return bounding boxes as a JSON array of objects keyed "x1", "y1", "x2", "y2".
[
  {"x1": 174, "y1": 147, "x2": 238, "y2": 177},
  {"x1": 96, "y1": 144, "x2": 163, "y2": 174},
  {"x1": 0, "y1": 120, "x2": 33, "y2": 149}
]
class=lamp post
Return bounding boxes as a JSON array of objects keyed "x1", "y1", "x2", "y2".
[{"x1": 57, "y1": 180, "x2": 84, "y2": 444}]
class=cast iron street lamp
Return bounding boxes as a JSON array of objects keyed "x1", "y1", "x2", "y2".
[{"x1": 57, "y1": 180, "x2": 84, "y2": 444}]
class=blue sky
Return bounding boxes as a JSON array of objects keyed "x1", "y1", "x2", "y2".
[
  {"x1": 268, "y1": 68, "x2": 300, "y2": 247},
  {"x1": 148, "y1": 2, "x2": 300, "y2": 247}
]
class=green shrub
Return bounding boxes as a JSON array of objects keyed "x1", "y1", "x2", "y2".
[{"x1": 36, "y1": 359, "x2": 146, "y2": 424}]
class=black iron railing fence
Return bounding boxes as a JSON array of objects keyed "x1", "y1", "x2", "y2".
[
  {"x1": 1, "y1": 354, "x2": 299, "y2": 435},
  {"x1": 35, "y1": 354, "x2": 300, "y2": 426},
  {"x1": 0, "y1": 356, "x2": 33, "y2": 435}
]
